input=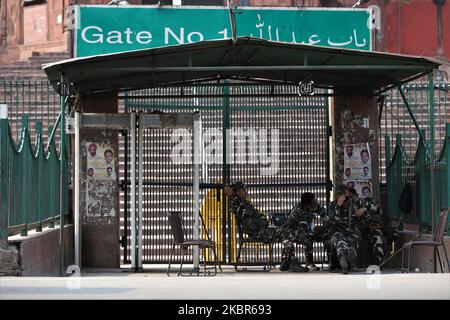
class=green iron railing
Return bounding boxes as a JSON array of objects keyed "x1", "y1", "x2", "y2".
[
  {"x1": 385, "y1": 124, "x2": 450, "y2": 232},
  {"x1": 382, "y1": 77, "x2": 450, "y2": 232},
  {"x1": 380, "y1": 81, "x2": 449, "y2": 182},
  {"x1": 0, "y1": 79, "x2": 69, "y2": 240},
  {"x1": 435, "y1": 124, "x2": 450, "y2": 225},
  {"x1": 0, "y1": 79, "x2": 61, "y2": 146},
  {"x1": 0, "y1": 114, "x2": 69, "y2": 237}
]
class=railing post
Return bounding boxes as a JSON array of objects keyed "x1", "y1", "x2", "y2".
[
  {"x1": 428, "y1": 73, "x2": 436, "y2": 234},
  {"x1": 20, "y1": 115, "x2": 29, "y2": 237},
  {"x1": 36, "y1": 121, "x2": 43, "y2": 232},
  {"x1": 59, "y1": 73, "x2": 66, "y2": 277},
  {"x1": 130, "y1": 112, "x2": 137, "y2": 270},
  {"x1": 385, "y1": 135, "x2": 392, "y2": 219},
  {"x1": 0, "y1": 104, "x2": 9, "y2": 249},
  {"x1": 48, "y1": 125, "x2": 55, "y2": 229},
  {"x1": 445, "y1": 124, "x2": 450, "y2": 212},
  {"x1": 395, "y1": 134, "x2": 403, "y2": 220},
  {"x1": 137, "y1": 112, "x2": 143, "y2": 270},
  {"x1": 428, "y1": 72, "x2": 437, "y2": 273},
  {"x1": 74, "y1": 111, "x2": 81, "y2": 268},
  {"x1": 222, "y1": 82, "x2": 231, "y2": 264},
  {"x1": 193, "y1": 113, "x2": 201, "y2": 272}
]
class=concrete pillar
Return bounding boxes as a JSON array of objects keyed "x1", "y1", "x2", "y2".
[
  {"x1": 332, "y1": 94, "x2": 380, "y2": 202},
  {"x1": 78, "y1": 92, "x2": 120, "y2": 268}
]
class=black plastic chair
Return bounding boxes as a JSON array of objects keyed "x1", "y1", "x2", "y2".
[
  {"x1": 401, "y1": 208, "x2": 450, "y2": 273},
  {"x1": 234, "y1": 215, "x2": 274, "y2": 271},
  {"x1": 167, "y1": 211, "x2": 221, "y2": 276}
]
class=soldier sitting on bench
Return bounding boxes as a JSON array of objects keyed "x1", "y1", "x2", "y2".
[
  {"x1": 349, "y1": 188, "x2": 387, "y2": 266},
  {"x1": 286, "y1": 192, "x2": 328, "y2": 270},
  {"x1": 326, "y1": 185, "x2": 369, "y2": 273},
  {"x1": 224, "y1": 182, "x2": 309, "y2": 272}
]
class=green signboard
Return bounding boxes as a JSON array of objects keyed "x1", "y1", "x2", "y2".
[{"x1": 74, "y1": 5, "x2": 373, "y2": 57}]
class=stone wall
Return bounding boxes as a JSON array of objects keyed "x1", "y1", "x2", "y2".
[{"x1": 0, "y1": 246, "x2": 19, "y2": 276}]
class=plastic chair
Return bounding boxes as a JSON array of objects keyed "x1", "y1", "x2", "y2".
[
  {"x1": 167, "y1": 211, "x2": 221, "y2": 276},
  {"x1": 401, "y1": 209, "x2": 449, "y2": 273},
  {"x1": 234, "y1": 215, "x2": 274, "y2": 271}
]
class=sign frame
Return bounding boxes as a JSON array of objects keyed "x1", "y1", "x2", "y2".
[{"x1": 71, "y1": 5, "x2": 374, "y2": 57}]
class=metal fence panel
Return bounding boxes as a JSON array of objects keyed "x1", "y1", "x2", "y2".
[
  {"x1": 384, "y1": 78, "x2": 450, "y2": 232},
  {"x1": 0, "y1": 79, "x2": 68, "y2": 238},
  {"x1": 122, "y1": 83, "x2": 330, "y2": 265}
]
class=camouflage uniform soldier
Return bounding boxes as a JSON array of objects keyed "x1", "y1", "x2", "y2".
[
  {"x1": 286, "y1": 192, "x2": 327, "y2": 270},
  {"x1": 326, "y1": 185, "x2": 367, "y2": 274},
  {"x1": 358, "y1": 195, "x2": 386, "y2": 265},
  {"x1": 224, "y1": 182, "x2": 308, "y2": 272}
]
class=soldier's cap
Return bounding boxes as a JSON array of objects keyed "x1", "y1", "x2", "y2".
[
  {"x1": 335, "y1": 185, "x2": 349, "y2": 196},
  {"x1": 230, "y1": 181, "x2": 246, "y2": 191}
]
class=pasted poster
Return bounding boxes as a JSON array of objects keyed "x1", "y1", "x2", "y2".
[
  {"x1": 343, "y1": 143, "x2": 372, "y2": 181},
  {"x1": 85, "y1": 142, "x2": 116, "y2": 218},
  {"x1": 345, "y1": 180, "x2": 373, "y2": 199},
  {"x1": 86, "y1": 142, "x2": 116, "y2": 180},
  {"x1": 86, "y1": 180, "x2": 116, "y2": 218}
]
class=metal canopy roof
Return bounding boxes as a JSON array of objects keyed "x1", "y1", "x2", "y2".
[{"x1": 43, "y1": 37, "x2": 441, "y2": 95}]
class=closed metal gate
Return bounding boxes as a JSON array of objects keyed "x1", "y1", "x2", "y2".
[{"x1": 120, "y1": 83, "x2": 331, "y2": 265}]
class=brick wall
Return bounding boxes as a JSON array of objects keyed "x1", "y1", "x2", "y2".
[{"x1": 23, "y1": 4, "x2": 48, "y2": 46}]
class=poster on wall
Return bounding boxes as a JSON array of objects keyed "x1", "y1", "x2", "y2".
[
  {"x1": 86, "y1": 142, "x2": 116, "y2": 180},
  {"x1": 345, "y1": 180, "x2": 373, "y2": 199},
  {"x1": 86, "y1": 180, "x2": 116, "y2": 218},
  {"x1": 85, "y1": 142, "x2": 116, "y2": 218},
  {"x1": 343, "y1": 142, "x2": 372, "y2": 181}
]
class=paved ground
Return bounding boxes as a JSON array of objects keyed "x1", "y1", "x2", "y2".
[{"x1": 1, "y1": 267, "x2": 449, "y2": 300}]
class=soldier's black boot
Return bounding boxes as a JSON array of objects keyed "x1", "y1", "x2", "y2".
[
  {"x1": 288, "y1": 259, "x2": 309, "y2": 272},
  {"x1": 280, "y1": 248, "x2": 295, "y2": 272},
  {"x1": 329, "y1": 250, "x2": 340, "y2": 272},
  {"x1": 339, "y1": 256, "x2": 349, "y2": 274},
  {"x1": 305, "y1": 254, "x2": 319, "y2": 271},
  {"x1": 279, "y1": 258, "x2": 291, "y2": 271}
]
